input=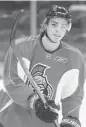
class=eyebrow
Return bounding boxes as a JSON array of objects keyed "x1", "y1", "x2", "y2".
[{"x1": 51, "y1": 21, "x2": 67, "y2": 25}]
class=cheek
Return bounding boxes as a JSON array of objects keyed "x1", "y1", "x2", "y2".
[
  {"x1": 61, "y1": 30, "x2": 66, "y2": 37},
  {"x1": 47, "y1": 27, "x2": 52, "y2": 35}
]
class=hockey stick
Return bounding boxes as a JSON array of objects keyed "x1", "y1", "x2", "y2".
[
  {"x1": 10, "y1": 9, "x2": 48, "y2": 108},
  {"x1": 10, "y1": 9, "x2": 60, "y2": 127}
]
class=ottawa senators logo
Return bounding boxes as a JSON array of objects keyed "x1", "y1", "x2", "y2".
[{"x1": 30, "y1": 63, "x2": 54, "y2": 99}]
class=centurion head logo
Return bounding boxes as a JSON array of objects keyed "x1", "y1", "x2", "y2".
[{"x1": 30, "y1": 63, "x2": 54, "y2": 99}]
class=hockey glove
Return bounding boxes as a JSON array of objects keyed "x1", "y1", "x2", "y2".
[
  {"x1": 27, "y1": 75, "x2": 59, "y2": 123},
  {"x1": 60, "y1": 116, "x2": 81, "y2": 127},
  {"x1": 35, "y1": 97, "x2": 59, "y2": 123}
]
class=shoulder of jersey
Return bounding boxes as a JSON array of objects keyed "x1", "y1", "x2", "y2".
[
  {"x1": 62, "y1": 41, "x2": 82, "y2": 57},
  {"x1": 15, "y1": 36, "x2": 36, "y2": 45}
]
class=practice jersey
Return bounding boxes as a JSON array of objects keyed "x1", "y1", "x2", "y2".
[{"x1": 1, "y1": 35, "x2": 85, "y2": 127}]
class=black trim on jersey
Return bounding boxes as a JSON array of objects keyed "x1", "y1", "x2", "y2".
[{"x1": 39, "y1": 32, "x2": 62, "y2": 54}]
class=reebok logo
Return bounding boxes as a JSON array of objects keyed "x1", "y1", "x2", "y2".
[
  {"x1": 45, "y1": 53, "x2": 68, "y2": 63},
  {"x1": 54, "y1": 56, "x2": 68, "y2": 63}
]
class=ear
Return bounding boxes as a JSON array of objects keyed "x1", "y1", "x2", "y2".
[
  {"x1": 44, "y1": 24, "x2": 47, "y2": 30},
  {"x1": 67, "y1": 22, "x2": 72, "y2": 32}
]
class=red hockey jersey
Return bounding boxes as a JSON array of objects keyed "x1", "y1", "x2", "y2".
[{"x1": 0, "y1": 35, "x2": 85, "y2": 127}]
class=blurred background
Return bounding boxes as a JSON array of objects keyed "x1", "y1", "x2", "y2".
[{"x1": 0, "y1": 1, "x2": 86, "y2": 127}]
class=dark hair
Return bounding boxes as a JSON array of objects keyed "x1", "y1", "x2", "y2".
[
  {"x1": 40, "y1": 5, "x2": 72, "y2": 32},
  {"x1": 46, "y1": 5, "x2": 71, "y2": 22}
]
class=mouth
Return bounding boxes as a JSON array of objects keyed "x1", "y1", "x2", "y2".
[{"x1": 53, "y1": 34, "x2": 61, "y2": 38}]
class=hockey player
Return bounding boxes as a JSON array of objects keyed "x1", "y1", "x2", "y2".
[{"x1": 1, "y1": 5, "x2": 86, "y2": 127}]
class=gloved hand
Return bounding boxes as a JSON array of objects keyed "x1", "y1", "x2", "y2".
[
  {"x1": 60, "y1": 116, "x2": 81, "y2": 127},
  {"x1": 35, "y1": 97, "x2": 59, "y2": 123},
  {"x1": 27, "y1": 75, "x2": 59, "y2": 123}
]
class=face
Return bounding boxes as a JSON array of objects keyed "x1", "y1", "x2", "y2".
[{"x1": 46, "y1": 17, "x2": 69, "y2": 43}]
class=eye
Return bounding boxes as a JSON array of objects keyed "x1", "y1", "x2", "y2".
[
  {"x1": 51, "y1": 23, "x2": 56, "y2": 27},
  {"x1": 61, "y1": 25, "x2": 67, "y2": 30}
]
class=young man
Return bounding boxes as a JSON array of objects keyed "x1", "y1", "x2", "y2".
[{"x1": 1, "y1": 5, "x2": 86, "y2": 127}]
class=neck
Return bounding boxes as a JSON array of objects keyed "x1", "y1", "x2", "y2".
[{"x1": 42, "y1": 35, "x2": 61, "y2": 52}]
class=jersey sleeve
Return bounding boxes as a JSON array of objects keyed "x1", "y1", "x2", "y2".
[
  {"x1": 60, "y1": 52, "x2": 86, "y2": 127},
  {"x1": 3, "y1": 36, "x2": 36, "y2": 109}
]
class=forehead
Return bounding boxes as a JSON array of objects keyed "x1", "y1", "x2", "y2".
[{"x1": 49, "y1": 17, "x2": 68, "y2": 25}]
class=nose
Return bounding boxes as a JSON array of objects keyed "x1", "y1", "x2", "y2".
[{"x1": 56, "y1": 26, "x2": 61, "y2": 33}]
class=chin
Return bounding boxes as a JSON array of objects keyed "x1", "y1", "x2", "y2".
[
  {"x1": 49, "y1": 37, "x2": 61, "y2": 43},
  {"x1": 53, "y1": 37, "x2": 61, "y2": 42},
  {"x1": 53, "y1": 39, "x2": 60, "y2": 43},
  {"x1": 51, "y1": 40, "x2": 58, "y2": 43}
]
